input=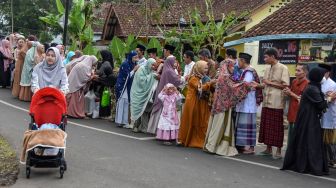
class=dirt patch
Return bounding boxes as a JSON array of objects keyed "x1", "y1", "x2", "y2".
[{"x1": 0, "y1": 135, "x2": 19, "y2": 186}]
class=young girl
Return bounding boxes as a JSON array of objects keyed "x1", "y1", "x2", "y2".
[{"x1": 156, "y1": 83, "x2": 182, "y2": 145}]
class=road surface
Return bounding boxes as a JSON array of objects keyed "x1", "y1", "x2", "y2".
[{"x1": 0, "y1": 89, "x2": 334, "y2": 188}]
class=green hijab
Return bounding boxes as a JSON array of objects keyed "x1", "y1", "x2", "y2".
[
  {"x1": 130, "y1": 58, "x2": 158, "y2": 121},
  {"x1": 20, "y1": 42, "x2": 38, "y2": 86}
]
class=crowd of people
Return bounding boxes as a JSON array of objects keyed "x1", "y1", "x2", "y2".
[{"x1": 0, "y1": 33, "x2": 335, "y2": 176}]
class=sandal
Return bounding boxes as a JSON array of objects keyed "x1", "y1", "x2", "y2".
[
  {"x1": 163, "y1": 141, "x2": 173, "y2": 146},
  {"x1": 257, "y1": 151, "x2": 272, "y2": 156},
  {"x1": 242, "y1": 150, "x2": 255, "y2": 155}
]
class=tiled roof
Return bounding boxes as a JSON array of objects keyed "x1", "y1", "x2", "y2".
[
  {"x1": 100, "y1": 0, "x2": 270, "y2": 38},
  {"x1": 243, "y1": 0, "x2": 336, "y2": 38},
  {"x1": 112, "y1": 3, "x2": 163, "y2": 37},
  {"x1": 151, "y1": 0, "x2": 270, "y2": 25},
  {"x1": 92, "y1": 2, "x2": 111, "y2": 33}
]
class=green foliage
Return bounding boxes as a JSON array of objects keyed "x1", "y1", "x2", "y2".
[
  {"x1": 39, "y1": 14, "x2": 62, "y2": 28},
  {"x1": 69, "y1": 41, "x2": 78, "y2": 51},
  {"x1": 40, "y1": 0, "x2": 98, "y2": 54},
  {"x1": 79, "y1": 26, "x2": 94, "y2": 44},
  {"x1": 0, "y1": 0, "x2": 61, "y2": 37},
  {"x1": 83, "y1": 43, "x2": 98, "y2": 56},
  {"x1": 56, "y1": 0, "x2": 65, "y2": 14},
  {"x1": 109, "y1": 36, "x2": 127, "y2": 67},
  {"x1": 39, "y1": 31, "x2": 54, "y2": 44},
  {"x1": 160, "y1": 0, "x2": 248, "y2": 60},
  {"x1": 125, "y1": 35, "x2": 138, "y2": 55},
  {"x1": 147, "y1": 37, "x2": 163, "y2": 57}
]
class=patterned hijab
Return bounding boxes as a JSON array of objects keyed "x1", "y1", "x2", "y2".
[{"x1": 211, "y1": 61, "x2": 251, "y2": 115}]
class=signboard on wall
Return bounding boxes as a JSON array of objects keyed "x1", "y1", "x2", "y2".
[
  {"x1": 258, "y1": 40, "x2": 299, "y2": 64},
  {"x1": 299, "y1": 39, "x2": 336, "y2": 63}
]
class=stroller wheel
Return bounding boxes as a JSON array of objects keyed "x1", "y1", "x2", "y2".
[
  {"x1": 26, "y1": 167, "x2": 31, "y2": 179},
  {"x1": 62, "y1": 160, "x2": 67, "y2": 171},
  {"x1": 60, "y1": 166, "x2": 65, "y2": 179}
]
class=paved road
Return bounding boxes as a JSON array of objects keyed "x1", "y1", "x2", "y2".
[{"x1": 0, "y1": 89, "x2": 335, "y2": 188}]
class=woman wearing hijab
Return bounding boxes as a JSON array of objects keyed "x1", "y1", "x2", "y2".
[
  {"x1": 93, "y1": 50, "x2": 116, "y2": 118},
  {"x1": 63, "y1": 51, "x2": 76, "y2": 66},
  {"x1": 203, "y1": 59, "x2": 253, "y2": 156},
  {"x1": 147, "y1": 56, "x2": 182, "y2": 134},
  {"x1": 31, "y1": 47, "x2": 68, "y2": 94},
  {"x1": 282, "y1": 67, "x2": 329, "y2": 176},
  {"x1": 115, "y1": 51, "x2": 139, "y2": 127},
  {"x1": 12, "y1": 38, "x2": 30, "y2": 97},
  {"x1": 130, "y1": 58, "x2": 158, "y2": 133},
  {"x1": 178, "y1": 61, "x2": 216, "y2": 148},
  {"x1": 11, "y1": 36, "x2": 25, "y2": 86},
  {"x1": 56, "y1": 44, "x2": 65, "y2": 61},
  {"x1": 0, "y1": 39, "x2": 14, "y2": 88},
  {"x1": 66, "y1": 55, "x2": 88, "y2": 75},
  {"x1": 19, "y1": 42, "x2": 44, "y2": 101},
  {"x1": 67, "y1": 56, "x2": 98, "y2": 118}
]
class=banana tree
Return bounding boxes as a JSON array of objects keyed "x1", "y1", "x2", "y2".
[
  {"x1": 161, "y1": 0, "x2": 248, "y2": 59},
  {"x1": 147, "y1": 37, "x2": 163, "y2": 57},
  {"x1": 39, "y1": 0, "x2": 97, "y2": 54},
  {"x1": 108, "y1": 35, "x2": 138, "y2": 67}
]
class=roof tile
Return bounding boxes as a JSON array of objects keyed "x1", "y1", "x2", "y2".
[{"x1": 244, "y1": 0, "x2": 336, "y2": 37}]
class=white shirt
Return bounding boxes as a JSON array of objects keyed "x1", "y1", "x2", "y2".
[
  {"x1": 321, "y1": 77, "x2": 336, "y2": 129},
  {"x1": 181, "y1": 61, "x2": 195, "y2": 83},
  {"x1": 130, "y1": 57, "x2": 147, "y2": 77},
  {"x1": 235, "y1": 70, "x2": 257, "y2": 113},
  {"x1": 138, "y1": 57, "x2": 147, "y2": 67}
]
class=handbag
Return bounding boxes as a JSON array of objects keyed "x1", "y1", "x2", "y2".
[{"x1": 101, "y1": 87, "x2": 111, "y2": 107}]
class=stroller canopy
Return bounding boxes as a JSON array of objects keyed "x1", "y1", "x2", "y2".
[{"x1": 29, "y1": 87, "x2": 67, "y2": 127}]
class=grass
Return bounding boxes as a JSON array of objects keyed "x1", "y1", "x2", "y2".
[{"x1": 0, "y1": 135, "x2": 19, "y2": 186}]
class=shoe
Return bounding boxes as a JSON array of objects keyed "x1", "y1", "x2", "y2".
[
  {"x1": 328, "y1": 163, "x2": 336, "y2": 168},
  {"x1": 163, "y1": 141, "x2": 172, "y2": 146},
  {"x1": 242, "y1": 150, "x2": 255, "y2": 155},
  {"x1": 123, "y1": 124, "x2": 133, "y2": 129},
  {"x1": 176, "y1": 141, "x2": 183, "y2": 146},
  {"x1": 273, "y1": 154, "x2": 282, "y2": 160},
  {"x1": 132, "y1": 127, "x2": 140, "y2": 133},
  {"x1": 257, "y1": 151, "x2": 272, "y2": 156}
]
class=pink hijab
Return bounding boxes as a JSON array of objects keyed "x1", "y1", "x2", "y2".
[
  {"x1": 67, "y1": 56, "x2": 98, "y2": 93},
  {"x1": 56, "y1": 44, "x2": 65, "y2": 60},
  {"x1": 152, "y1": 56, "x2": 181, "y2": 113},
  {"x1": 0, "y1": 39, "x2": 13, "y2": 70}
]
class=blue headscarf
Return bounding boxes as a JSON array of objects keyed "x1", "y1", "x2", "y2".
[
  {"x1": 63, "y1": 51, "x2": 75, "y2": 65},
  {"x1": 115, "y1": 51, "x2": 138, "y2": 101}
]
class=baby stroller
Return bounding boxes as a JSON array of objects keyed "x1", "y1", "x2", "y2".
[{"x1": 25, "y1": 87, "x2": 67, "y2": 179}]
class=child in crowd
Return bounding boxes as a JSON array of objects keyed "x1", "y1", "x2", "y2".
[{"x1": 156, "y1": 83, "x2": 182, "y2": 145}]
